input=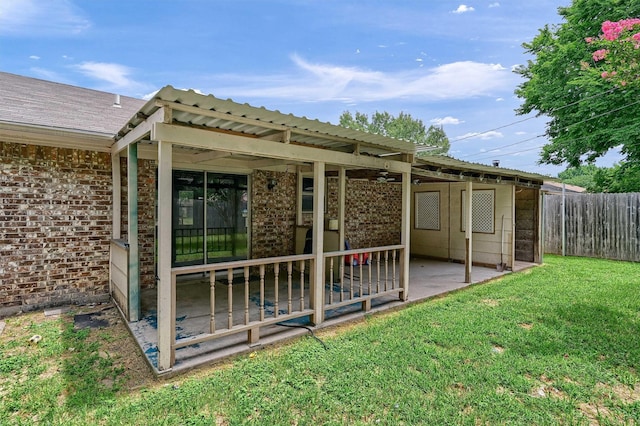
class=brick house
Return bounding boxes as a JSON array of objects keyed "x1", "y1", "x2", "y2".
[{"x1": 0, "y1": 71, "x2": 545, "y2": 372}]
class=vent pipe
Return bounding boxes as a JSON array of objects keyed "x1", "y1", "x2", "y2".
[{"x1": 113, "y1": 94, "x2": 121, "y2": 108}]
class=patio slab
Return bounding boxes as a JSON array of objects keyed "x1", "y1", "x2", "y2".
[{"x1": 127, "y1": 258, "x2": 536, "y2": 376}]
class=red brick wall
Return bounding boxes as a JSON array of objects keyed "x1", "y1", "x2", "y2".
[
  {"x1": 250, "y1": 172, "x2": 402, "y2": 257},
  {"x1": 119, "y1": 158, "x2": 156, "y2": 288},
  {"x1": 0, "y1": 142, "x2": 113, "y2": 313},
  {"x1": 251, "y1": 170, "x2": 297, "y2": 258},
  {"x1": 344, "y1": 179, "x2": 402, "y2": 248}
]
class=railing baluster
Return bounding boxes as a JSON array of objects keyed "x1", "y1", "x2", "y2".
[
  {"x1": 274, "y1": 263, "x2": 280, "y2": 318},
  {"x1": 209, "y1": 271, "x2": 216, "y2": 333},
  {"x1": 358, "y1": 253, "x2": 363, "y2": 297},
  {"x1": 329, "y1": 257, "x2": 334, "y2": 305},
  {"x1": 227, "y1": 268, "x2": 233, "y2": 329},
  {"x1": 392, "y1": 249, "x2": 397, "y2": 290},
  {"x1": 299, "y1": 260, "x2": 305, "y2": 311},
  {"x1": 384, "y1": 250, "x2": 389, "y2": 292},
  {"x1": 349, "y1": 256, "x2": 354, "y2": 299},
  {"x1": 367, "y1": 253, "x2": 372, "y2": 296},
  {"x1": 259, "y1": 264, "x2": 265, "y2": 321},
  {"x1": 287, "y1": 261, "x2": 293, "y2": 313},
  {"x1": 340, "y1": 255, "x2": 345, "y2": 302},
  {"x1": 376, "y1": 251, "x2": 381, "y2": 294},
  {"x1": 244, "y1": 266, "x2": 250, "y2": 325}
]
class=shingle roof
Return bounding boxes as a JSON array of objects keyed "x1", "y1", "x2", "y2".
[{"x1": 0, "y1": 71, "x2": 145, "y2": 136}]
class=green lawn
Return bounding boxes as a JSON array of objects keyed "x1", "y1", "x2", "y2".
[{"x1": 1, "y1": 255, "x2": 639, "y2": 425}]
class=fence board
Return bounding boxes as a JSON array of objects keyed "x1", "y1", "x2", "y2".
[{"x1": 544, "y1": 193, "x2": 640, "y2": 262}]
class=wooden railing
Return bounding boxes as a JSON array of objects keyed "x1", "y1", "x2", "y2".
[
  {"x1": 170, "y1": 254, "x2": 315, "y2": 356},
  {"x1": 323, "y1": 245, "x2": 404, "y2": 313},
  {"x1": 167, "y1": 245, "x2": 405, "y2": 366}
]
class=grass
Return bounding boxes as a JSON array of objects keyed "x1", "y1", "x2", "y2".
[{"x1": 1, "y1": 255, "x2": 639, "y2": 424}]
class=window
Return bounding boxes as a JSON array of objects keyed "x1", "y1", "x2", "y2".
[
  {"x1": 461, "y1": 189, "x2": 495, "y2": 233},
  {"x1": 301, "y1": 177, "x2": 314, "y2": 213},
  {"x1": 415, "y1": 191, "x2": 440, "y2": 230}
]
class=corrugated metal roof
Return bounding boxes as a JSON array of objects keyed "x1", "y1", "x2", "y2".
[
  {"x1": 414, "y1": 155, "x2": 550, "y2": 183},
  {"x1": 0, "y1": 71, "x2": 145, "y2": 136},
  {"x1": 118, "y1": 86, "x2": 417, "y2": 157}
]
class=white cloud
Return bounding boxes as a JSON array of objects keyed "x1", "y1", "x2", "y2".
[
  {"x1": 431, "y1": 116, "x2": 464, "y2": 125},
  {"x1": 29, "y1": 55, "x2": 40, "y2": 60},
  {"x1": 458, "y1": 130, "x2": 504, "y2": 140},
  {"x1": 209, "y1": 55, "x2": 514, "y2": 104},
  {"x1": 453, "y1": 5, "x2": 475, "y2": 14},
  {"x1": 0, "y1": 0, "x2": 90, "y2": 36},
  {"x1": 489, "y1": 2, "x2": 500, "y2": 8},
  {"x1": 496, "y1": 97, "x2": 504, "y2": 101},
  {"x1": 74, "y1": 61, "x2": 152, "y2": 94}
]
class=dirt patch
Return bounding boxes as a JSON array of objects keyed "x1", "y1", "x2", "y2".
[
  {"x1": 577, "y1": 382, "x2": 640, "y2": 424},
  {"x1": 518, "y1": 323, "x2": 533, "y2": 330},
  {"x1": 1, "y1": 304, "x2": 156, "y2": 392},
  {"x1": 74, "y1": 305, "x2": 156, "y2": 391},
  {"x1": 481, "y1": 299, "x2": 499, "y2": 307}
]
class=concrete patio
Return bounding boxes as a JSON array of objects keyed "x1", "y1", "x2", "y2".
[{"x1": 128, "y1": 258, "x2": 537, "y2": 376}]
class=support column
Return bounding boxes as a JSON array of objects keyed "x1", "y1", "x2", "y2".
[
  {"x1": 337, "y1": 167, "x2": 346, "y2": 250},
  {"x1": 311, "y1": 161, "x2": 325, "y2": 325},
  {"x1": 112, "y1": 153, "x2": 121, "y2": 239},
  {"x1": 464, "y1": 181, "x2": 473, "y2": 283},
  {"x1": 510, "y1": 184, "x2": 516, "y2": 271},
  {"x1": 157, "y1": 141, "x2": 173, "y2": 371},
  {"x1": 127, "y1": 143, "x2": 140, "y2": 322},
  {"x1": 400, "y1": 170, "x2": 411, "y2": 301}
]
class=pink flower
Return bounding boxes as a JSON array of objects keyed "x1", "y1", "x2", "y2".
[
  {"x1": 601, "y1": 71, "x2": 610, "y2": 78},
  {"x1": 592, "y1": 49, "x2": 608, "y2": 61}
]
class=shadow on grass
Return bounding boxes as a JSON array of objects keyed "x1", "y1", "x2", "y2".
[{"x1": 511, "y1": 301, "x2": 640, "y2": 370}]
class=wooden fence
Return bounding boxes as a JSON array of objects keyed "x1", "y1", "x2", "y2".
[{"x1": 544, "y1": 192, "x2": 640, "y2": 262}]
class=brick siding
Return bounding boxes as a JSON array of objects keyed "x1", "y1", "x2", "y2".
[{"x1": 0, "y1": 142, "x2": 113, "y2": 314}]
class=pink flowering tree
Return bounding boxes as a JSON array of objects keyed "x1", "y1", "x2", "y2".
[{"x1": 586, "y1": 18, "x2": 640, "y2": 87}]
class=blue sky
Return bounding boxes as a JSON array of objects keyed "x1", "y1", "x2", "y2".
[{"x1": 0, "y1": 0, "x2": 623, "y2": 176}]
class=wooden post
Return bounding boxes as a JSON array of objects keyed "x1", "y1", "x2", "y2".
[
  {"x1": 465, "y1": 181, "x2": 473, "y2": 283},
  {"x1": 338, "y1": 167, "x2": 346, "y2": 251},
  {"x1": 127, "y1": 143, "x2": 140, "y2": 322},
  {"x1": 157, "y1": 140, "x2": 173, "y2": 371},
  {"x1": 400, "y1": 169, "x2": 411, "y2": 301},
  {"x1": 311, "y1": 161, "x2": 325, "y2": 325},
  {"x1": 112, "y1": 153, "x2": 121, "y2": 239}
]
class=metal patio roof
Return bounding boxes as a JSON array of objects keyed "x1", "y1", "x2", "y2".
[{"x1": 115, "y1": 86, "x2": 417, "y2": 158}]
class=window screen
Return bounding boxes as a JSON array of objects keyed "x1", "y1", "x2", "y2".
[
  {"x1": 415, "y1": 191, "x2": 440, "y2": 230},
  {"x1": 461, "y1": 189, "x2": 495, "y2": 233}
]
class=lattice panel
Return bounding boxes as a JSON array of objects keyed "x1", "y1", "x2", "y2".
[
  {"x1": 415, "y1": 191, "x2": 440, "y2": 230},
  {"x1": 462, "y1": 190, "x2": 495, "y2": 233}
]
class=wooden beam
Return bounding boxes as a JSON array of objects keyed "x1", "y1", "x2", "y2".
[
  {"x1": 127, "y1": 143, "x2": 140, "y2": 322},
  {"x1": 112, "y1": 107, "x2": 168, "y2": 155},
  {"x1": 112, "y1": 153, "x2": 121, "y2": 239},
  {"x1": 338, "y1": 167, "x2": 346, "y2": 252},
  {"x1": 464, "y1": 181, "x2": 473, "y2": 283},
  {"x1": 259, "y1": 129, "x2": 291, "y2": 143},
  {"x1": 311, "y1": 161, "x2": 326, "y2": 325},
  {"x1": 191, "y1": 150, "x2": 232, "y2": 163},
  {"x1": 400, "y1": 170, "x2": 411, "y2": 301},
  {"x1": 157, "y1": 141, "x2": 173, "y2": 371},
  {"x1": 152, "y1": 123, "x2": 412, "y2": 173}
]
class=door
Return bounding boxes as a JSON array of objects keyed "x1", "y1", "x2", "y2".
[{"x1": 172, "y1": 170, "x2": 248, "y2": 267}]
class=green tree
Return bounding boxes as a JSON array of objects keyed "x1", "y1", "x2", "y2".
[
  {"x1": 557, "y1": 164, "x2": 599, "y2": 189},
  {"x1": 514, "y1": 0, "x2": 640, "y2": 167},
  {"x1": 339, "y1": 110, "x2": 450, "y2": 156},
  {"x1": 592, "y1": 162, "x2": 640, "y2": 193}
]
